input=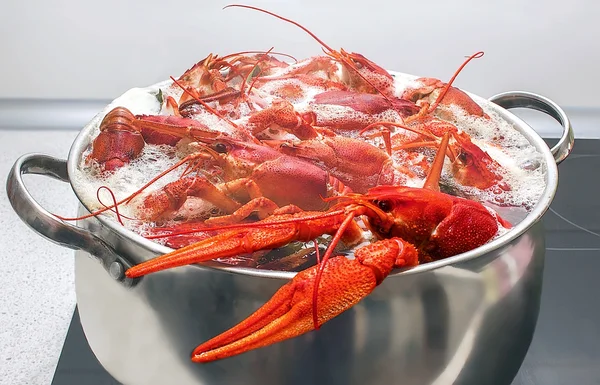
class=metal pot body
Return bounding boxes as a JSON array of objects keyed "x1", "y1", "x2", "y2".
[
  {"x1": 74, "y1": 210, "x2": 546, "y2": 385},
  {"x1": 6, "y1": 88, "x2": 574, "y2": 385}
]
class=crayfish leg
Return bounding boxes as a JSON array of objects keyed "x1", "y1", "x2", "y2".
[
  {"x1": 135, "y1": 176, "x2": 241, "y2": 222},
  {"x1": 203, "y1": 197, "x2": 280, "y2": 225}
]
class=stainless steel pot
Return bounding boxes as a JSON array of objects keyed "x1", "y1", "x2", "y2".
[{"x1": 6, "y1": 87, "x2": 574, "y2": 385}]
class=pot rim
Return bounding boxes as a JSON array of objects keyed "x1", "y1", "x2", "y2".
[{"x1": 66, "y1": 72, "x2": 560, "y2": 280}]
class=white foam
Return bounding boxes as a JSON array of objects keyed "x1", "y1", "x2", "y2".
[
  {"x1": 391, "y1": 74, "x2": 421, "y2": 98},
  {"x1": 442, "y1": 104, "x2": 547, "y2": 212},
  {"x1": 73, "y1": 144, "x2": 182, "y2": 216}
]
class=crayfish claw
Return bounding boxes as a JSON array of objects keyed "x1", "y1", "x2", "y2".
[
  {"x1": 191, "y1": 278, "x2": 303, "y2": 362},
  {"x1": 192, "y1": 238, "x2": 417, "y2": 362}
]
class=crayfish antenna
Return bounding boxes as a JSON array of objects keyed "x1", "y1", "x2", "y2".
[
  {"x1": 237, "y1": 46, "x2": 273, "y2": 105},
  {"x1": 422, "y1": 132, "x2": 450, "y2": 191},
  {"x1": 143, "y1": 210, "x2": 346, "y2": 240},
  {"x1": 220, "y1": 50, "x2": 298, "y2": 63},
  {"x1": 224, "y1": 4, "x2": 395, "y2": 104},
  {"x1": 224, "y1": 4, "x2": 335, "y2": 53},
  {"x1": 311, "y1": 212, "x2": 356, "y2": 329},
  {"x1": 94, "y1": 186, "x2": 132, "y2": 225},
  {"x1": 428, "y1": 51, "x2": 484, "y2": 114}
]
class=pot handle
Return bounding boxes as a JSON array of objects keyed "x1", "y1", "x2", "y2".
[
  {"x1": 6, "y1": 153, "x2": 137, "y2": 286},
  {"x1": 488, "y1": 91, "x2": 574, "y2": 165}
]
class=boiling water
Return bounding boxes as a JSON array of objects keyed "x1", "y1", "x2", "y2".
[{"x1": 73, "y1": 58, "x2": 547, "y2": 271}]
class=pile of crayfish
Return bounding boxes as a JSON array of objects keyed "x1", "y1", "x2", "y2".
[{"x1": 65, "y1": 4, "x2": 544, "y2": 364}]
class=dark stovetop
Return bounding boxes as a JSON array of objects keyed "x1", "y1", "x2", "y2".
[{"x1": 51, "y1": 139, "x2": 600, "y2": 385}]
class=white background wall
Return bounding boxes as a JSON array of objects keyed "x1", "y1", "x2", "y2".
[{"x1": 2, "y1": 0, "x2": 599, "y2": 108}]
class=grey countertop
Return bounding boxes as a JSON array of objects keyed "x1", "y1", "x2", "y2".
[
  {"x1": 0, "y1": 98, "x2": 107, "y2": 385},
  {"x1": 0, "y1": 129, "x2": 80, "y2": 385},
  {"x1": 0, "y1": 99, "x2": 598, "y2": 385}
]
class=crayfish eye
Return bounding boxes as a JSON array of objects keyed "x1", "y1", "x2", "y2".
[
  {"x1": 457, "y1": 151, "x2": 470, "y2": 165},
  {"x1": 375, "y1": 199, "x2": 392, "y2": 212},
  {"x1": 351, "y1": 59, "x2": 363, "y2": 69},
  {"x1": 214, "y1": 143, "x2": 228, "y2": 153}
]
